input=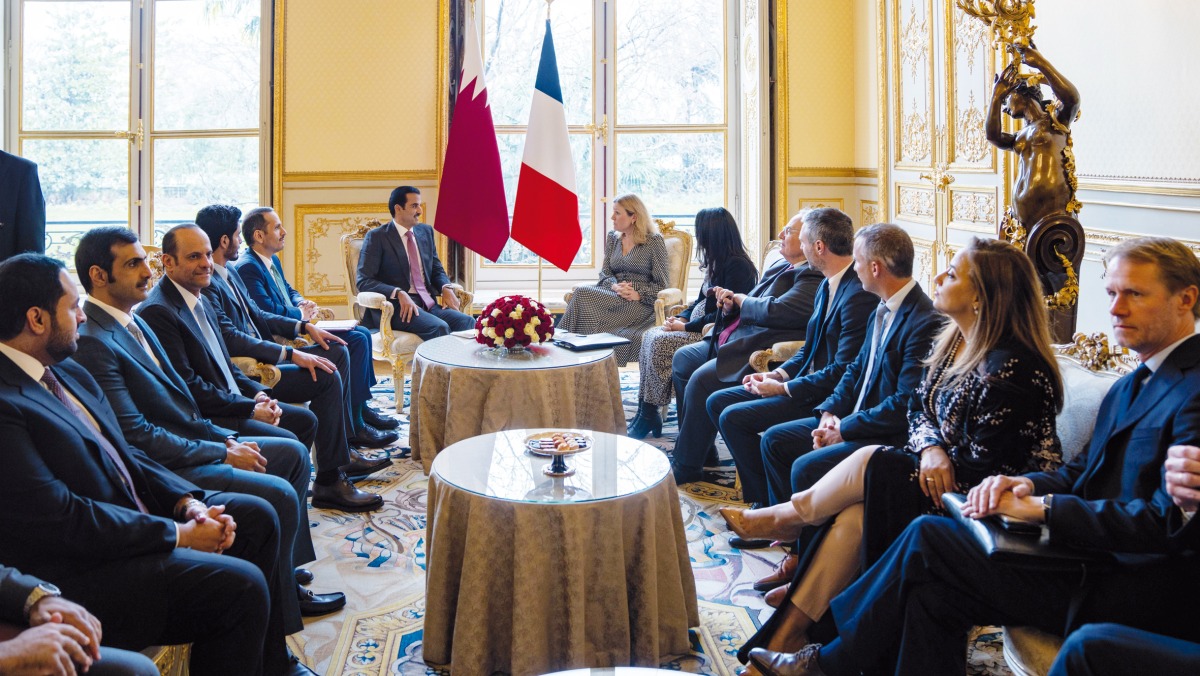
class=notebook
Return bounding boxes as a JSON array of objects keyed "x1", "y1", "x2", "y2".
[{"x1": 551, "y1": 332, "x2": 631, "y2": 351}]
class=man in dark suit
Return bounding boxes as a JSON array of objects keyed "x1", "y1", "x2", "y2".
[
  {"x1": 717, "y1": 224, "x2": 940, "y2": 516},
  {"x1": 197, "y1": 205, "x2": 397, "y2": 448},
  {"x1": 706, "y1": 211, "x2": 878, "y2": 510},
  {"x1": 667, "y1": 209, "x2": 826, "y2": 485},
  {"x1": 747, "y1": 236, "x2": 1200, "y2": 676},
  {"x1": 356, "y1": 186, "x2": 474, "y2": 338},
  {"x1": 138, "y1": 224, "x2": 384, "y2": 512},
  {"x1": 72, "y1": 227, "x2": 346, "y2": 618},
  {"x1": 0, "y1": 150, "x2": 46, "y2": 260},
  {"x1": 1049, "y1": 623, "x2": 1200, "y2": 676},
  {"x1": 0, "y1": 254, "x2": 311, "y2": 675},
  {"x1": 0, "y1": 563, "x2": 157, "y2": 674}
]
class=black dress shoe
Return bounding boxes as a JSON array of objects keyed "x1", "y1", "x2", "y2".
[
  {"x1": 297, "y1": 585, "x2": 346, "y2": 616},
  {"x1": 349, "y1": 424, "x2": 399, "y2": 448},
  {"x1": 288, "y1": 650, "x2": 321, "y2": 676},
  {"x1": 362, "y1": 406, "x2": 400, "y2": 430},
  {"x1": 343, "y1": 450, "x2": 392, "y2": 481},
  {"x1": 748, "y1": 644, "x2": 826, "y2": 676},
  {"x1": 295, "y1": 567, "x2": 314, "y2": 586},
  {"x1": 311, "y1": 474, "x2": 384, "y2": 512},
  {"x1": 731, "y1": 536, "x2": 774, "y2": 550}
]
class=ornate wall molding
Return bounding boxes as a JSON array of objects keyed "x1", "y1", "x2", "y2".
[
  {"x1": 861, "y1": 200, "x2": 882, "y2": 227},
  {"x1": 292, "y1": 203, "x2": 389, "y2": 305},
  {"x1": 948, "y1": 187, "x2": 998, "y2": 231},
  {"x1": 799, "y1": 198, "x2": 846, "y2": 212},
  {"x1": 897, "y1": 183, "x2": 935, "y2": 222},
  {"x1": 787, "y1": 167, "x2": 879, "y2": 178},
  {"x1": 1082, "y1": 226, "x2": 1200, "y2": 262}
]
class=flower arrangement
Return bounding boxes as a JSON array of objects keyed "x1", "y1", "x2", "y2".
[{"x1": 475, "y1": 295, "x2": 555, "y2": 349}]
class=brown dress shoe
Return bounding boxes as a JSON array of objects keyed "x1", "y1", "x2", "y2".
[
  {"x1": 764, "y1": 582, "x2": 789, "y2": 608},
  {"x1": 754, "y1": 552, "x2": 799, "y2": 592},
  {"x1": 311, "y1": 473, "x2": 384, "y2": 512},
  {"x1": 748, "y1": 644, "x2": 826, "y2": 676}
]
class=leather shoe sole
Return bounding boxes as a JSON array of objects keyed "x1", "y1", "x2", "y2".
[
  {"x1": 295, "y1": 567, "x2": 314, "y2": 586},
  {"x1": 297, "y1": 587, "x2": 346, "y2": 616},
  {"x1": 362, "y1": 406, "x2": 400, "y2": 430},
  {"x1": 731, "y1": 536, "x2": 774, "y2": 550},
  {"x1": 311, "y1": 477, "x2": 384, "y2": 512}
]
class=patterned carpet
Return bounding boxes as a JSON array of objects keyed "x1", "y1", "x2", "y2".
[{"x1": 292, "y1": 372, "x2": 1011, "y2": 675}]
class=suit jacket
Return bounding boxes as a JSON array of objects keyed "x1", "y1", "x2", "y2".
[
  {"x1": 778, "y1": 263, "x2": 877, "y2": 404},
  {"x1": 0, "y1": 354, "x2": 200, "y2": 580},
  {"x1": 75, "y1": 301, "x2": 233, "y2": 471},
  {"x1": 1020, "y1": 333, "x2": 1200, "y2": 556},
  {"x1": 0, "y1": 150, "x2": 46, "y2": 259},
  {"x1": 679, "y1": 256, "x2": 759, "y2": 333},
  {"x1": 137, "y1": 279, "x2": 266, "y2": 421},
  {"x1": 356, "y1": 221, "x2": 453, "y2": 329},
  {"x1": 203, "y1": 266, "x2": 299, "y2": 345},
  {"x1": 233, "y1": 251, "x2": 305, "y2": 321},
  {"x1": 815, "y1": 284, "x2": 941, "y2": 443},
  {"x1": 710, "y1": 261, "x2": 824, "y2": 381},
  {"x1": 0, "y1": 564, "x2": 45, "y2": 626}
]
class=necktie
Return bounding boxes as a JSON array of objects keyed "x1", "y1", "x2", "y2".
[
  {"x1": 225, "y1": 275, "x2": 262, "y2": 339},
  {"x1": 193, "y1": 302, "x2": 240, "y2": 394},
  {"x1": 1127, "y1": 363, "x2": 1151, "y2": 405},
  {"x1": 41, "y1": 368, "x2": 148, "y2": 513},
  {"x1": 717, "y1": 317, "x2": 741, "y2": 346},
  {"x1": 268, "y1": 262, "x2": 296, "y2": 310},
  {"x1": 405, "y1": 231, "x2": 436, "y2": 310},
  {"x1": 124, "y1": 319, "x2": 160, "y2": 369},
  {"x1": 852, "y1": 303, "x2": 892, "y2": 414}
]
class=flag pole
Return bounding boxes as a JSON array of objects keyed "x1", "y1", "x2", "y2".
[{"x1": 537, "y1": 256, "x2": 544, "y2": 305}]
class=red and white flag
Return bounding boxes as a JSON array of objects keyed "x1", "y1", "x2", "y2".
[
  {"x1": 434, "y1": 12, "x2": 509, "y2": 262},
  {"x1": 510, "y1": 20, "x2": 581, "y2": 272}
]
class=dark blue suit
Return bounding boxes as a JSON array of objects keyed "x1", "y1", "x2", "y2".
[
  {"x1": 0, "y1": 353, "x2": 291, "y2": 675},
  {"x1": 355, "y1": 221, "x2": 473, "y2": 338},
  {"x1": 707, "y1": 265, "x2": 877, "y2": 505},
  {"x1": 232, "y1": 253, "x2": 377, "y2": 409},
  {"x1": 74, "y1": 300, "x2": 314, "y2": 633},
  {"x1": 0, "y1": 150, "x2": 46, "y2": 260},
  {"x1": 1050, "y1": 624, "x2": 1200, "y2": 676},
  {"x1": 669, "y1": 261, "x2": 824, "y2": 479},
  {"x1": 818, "y1": 334, "x2": 1200, "y2": 676}
]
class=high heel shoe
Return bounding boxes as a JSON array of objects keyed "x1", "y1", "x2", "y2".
[{"x1": 627, "y1": 401, "x2": 663, "y2": 439}]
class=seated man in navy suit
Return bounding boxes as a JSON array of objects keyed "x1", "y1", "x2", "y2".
[
  {"x1": 0, "y1": 253, "x2": 312, "y2": 675},
  {"x1": 747, "y1": 237, "x2": 1200, "y2": 676},
  {"x1": 228, "y1": 205, "x2": 398, "y2": 439},
  {"x1": 198, "y1": 205, "x2": 396, "y2": 448},
  {"x1": 0, "y1": 149, "x2": 46, "y2": 261},
  {"x1": 72, "y1": 227, "x2": 346, "y2": 619},
  {"x1": 356, "y1": 186, "x2": 474, "y2": 339},
  {"x1": 0, "y1": 563, "x2": 157, "y2": 675}
]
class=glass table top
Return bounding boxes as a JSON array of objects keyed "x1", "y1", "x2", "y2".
[
  {"x1": 415, "y1": 335, "x2": 612, "y2": 370},
  {"x1": 431, "y1": 429, "x2": 672, "y2": 504}
]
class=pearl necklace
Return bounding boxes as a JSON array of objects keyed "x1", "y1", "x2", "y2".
[{"x1": 926, "y1": 333, "x2": 965, "y2": 413}]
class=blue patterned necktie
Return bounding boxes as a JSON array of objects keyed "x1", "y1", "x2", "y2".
[
  {"x1": 852, "y1": 303, "x2": 891, "y2": 414},
  {"x1": 193, "y1": 302, "x2": 240, "y2": 394}
]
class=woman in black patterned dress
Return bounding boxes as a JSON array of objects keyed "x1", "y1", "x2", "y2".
[
  {"x1": 558, "y1": 194, "x2": 671, "y2": 365},
  {"x1": 628, "y1": 207, "x2": 757, "y2": 438},
  {"x1": 721, "y1": 237, "x2": 1064, "y2": 666}
]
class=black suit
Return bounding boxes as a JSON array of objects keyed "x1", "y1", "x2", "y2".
[
  {"x1": 669, "y1": 261, "x2": 824, "y2": 479},
  {"x1": 0, "y1": 353, "x2": 292, "y2": 675},
  {"x1": 74, "y1": 301, "x2": 314, "y2": 632},
  {"x1": 707, "y1": 265, "x2": 878, "y2": 505},
  {"x1": 817, "y1": 334, "x2": 1200, "y2": 676},
  {"x1": 0, "y1": 150, "x2": 46, "y2": 260},
  {"x1": 355, "y1": 221, "x2": 473, "y2": 338}
]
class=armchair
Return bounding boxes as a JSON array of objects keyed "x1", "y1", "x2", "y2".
[
  {"x1": 341, "y1": 220, "x2": 472, "y2": 403},
  {"x1": 563, "y1": 219, "x2": 693, "y2": 326}
]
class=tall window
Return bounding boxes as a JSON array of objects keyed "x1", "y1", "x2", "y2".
[
  {"x1": 476, "y1": 0, "x2": 732, "y2": 295},
  {"x1": 11, "y1": 0, "x2": 265, "y2": 262}
]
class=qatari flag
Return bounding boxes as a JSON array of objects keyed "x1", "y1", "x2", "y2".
[
  {"x1": 510, "y1": 20, "x2": 581, "y2": 272},
  {"x1": 434, "y1": 13, "x2": 509, "y2": 261}
]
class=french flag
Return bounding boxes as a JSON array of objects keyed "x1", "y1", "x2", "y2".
[
  {"x1": 510, "y1": 20, "x2": 581, "y2": 272},
  {"x1": 434, "y1": 12, "x2": 509, "y2": 262}
]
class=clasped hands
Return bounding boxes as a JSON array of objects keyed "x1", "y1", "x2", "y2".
[
  {"x1": 811, "y1": 411, "x2": 845, "y2": 449},
  {"x1": 176, "y1": 499, "x2": 237, "y2": 554},
  {"x1": 2, "y1": 596, "x2": 106, "y2": 674},
  {"x1": 251, "y1": 392, "x2": 283, "y2": 426},
  {"x1": 610, "y1": 281, "x2": 641, "y2": 302},
  {"x1": 742, "y1": 371, "x2": 788, "y2": 398}
]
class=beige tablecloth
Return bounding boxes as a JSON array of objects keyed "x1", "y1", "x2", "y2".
[
  {"x1": 409, "y1": 346, "x2": 628, "y2": 472},
  {"x1": 422, "y1": 470, "x2": 699, "y2": 675}
]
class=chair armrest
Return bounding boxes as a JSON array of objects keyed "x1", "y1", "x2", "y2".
[
  {"x1": 653, "y1": 288, "x2": 684, "y2": 326},
  {"x1": 274, "y1": 335, "x2": 313, "y2": 349},
  {"x1": 441, "y1": 284, "x2": 473, "y2": 311},
  {"x1": 749, "y1": 340, "x2": 805, "y2": 373},
  {"x1": 356, "y1": 291, "x2": 388, "y2": 309},
  {"x1": 313, "y1": 307, "x2": 335, "y2": 321},
  {"x1": 231, "y1": 357, "x2": 282, "y2": 389}
]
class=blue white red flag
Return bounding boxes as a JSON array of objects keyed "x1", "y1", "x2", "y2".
[
  {"x1": 434, "y1": 13, "x2": 510, "y2": 261},
  {"x1": 510, "y1": 20, "x2": 581, "y2": 272}
]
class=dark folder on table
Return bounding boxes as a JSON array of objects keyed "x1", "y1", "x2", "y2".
[
  {"x1": 942, "y1": 493, "x2": 1113, "y2": 570},
  {"x1": 552, "y1": 332, "x2": 631, "y2": 351}
]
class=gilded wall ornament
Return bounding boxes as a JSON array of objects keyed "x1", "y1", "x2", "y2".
[
  {"x1": 951, "y1": 191, "x2": 997, "y2": 224},
  {"x1": 901, "y1": 107, "x2": 931, "y2": 162},
  {"x1": 953, "y1": 9, "x2": 990, "y2": 72},
  {"x1": 956, "y1": 92, "x2": 990, "y2": 162},
  {"x1": 900, "y1": 5, "x2": 929, "y2": 80},
  {"x1": 899, "y1": 186, "x2": 935, "y2": 219}
]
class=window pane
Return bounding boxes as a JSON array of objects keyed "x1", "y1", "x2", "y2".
[
  {"x1": 22, "y1": 2, "x2": 130, "y2": 131},
  {"x1": 616, "y1": 0, "x2": 724, "y2": 125},
  {"x1": 154, "y1": 0, "x2": 261, "y2": 130},
  {"x1": 616, "y1": 132, "x2": 724, "y2": 227},
  {"x1": 488, "y1": 132, "x2": 593, "y2": 266},
  {"x1": 484, "y1": 0, "x2": 593, "y2": 126},
  {"x1": 21, "y1": 139, "x2": 130, "y2": 263},
  {"x1": 152, "y1": 137, "x2": 260, "y2": 243}
]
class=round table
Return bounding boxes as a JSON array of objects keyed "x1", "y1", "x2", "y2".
[
  {"x1": 422, "y1": 430, "x2": 699, "y2": 675},
  {"x1": 408, "y1": 336, "x2": 628, "y2": 472}
]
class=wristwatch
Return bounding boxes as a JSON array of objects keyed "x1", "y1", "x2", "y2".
[
  {"x1": 284, "y1": 346, "x2": 295, "y2": 361},
  {"x1": 1041, "y1": 493, "x2": 1053, "y2": 524},
  {"x1": 23, "y1": 582, "x2": 61, "y2": 619}
]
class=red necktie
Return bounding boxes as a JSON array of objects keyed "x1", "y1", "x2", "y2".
[
  {"x1": 717, "y1": 317, "x2": 741, "y2": 346},
  {"x1": 405, "y1": 231, "x2": 436, "y2": 309}
]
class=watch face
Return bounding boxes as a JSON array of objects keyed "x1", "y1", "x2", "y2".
[{"x1": 39, "y1": 583, "x2": 60, "y2": 594}]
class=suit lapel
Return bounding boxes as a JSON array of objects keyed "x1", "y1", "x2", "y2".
[
  {"x1": 52, "y1": 365, "x2": 145, "y2": 501},
  {"x1": 382, "y1": 223, "x2": 411, "y2": 285},
  {"x1": 166, "y1": 283, "x2": 231, "y2": 371},
  {"x1": 84, "y1": 303, "x2": 163, "y2": 380},
  {"x1": 750, "y1": 262, "x2": 789, "y2": 297}
]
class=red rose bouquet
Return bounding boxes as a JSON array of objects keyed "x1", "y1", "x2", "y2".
[{"x1": 475, "y1": 295, "x2": 555, "y2": 349}]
